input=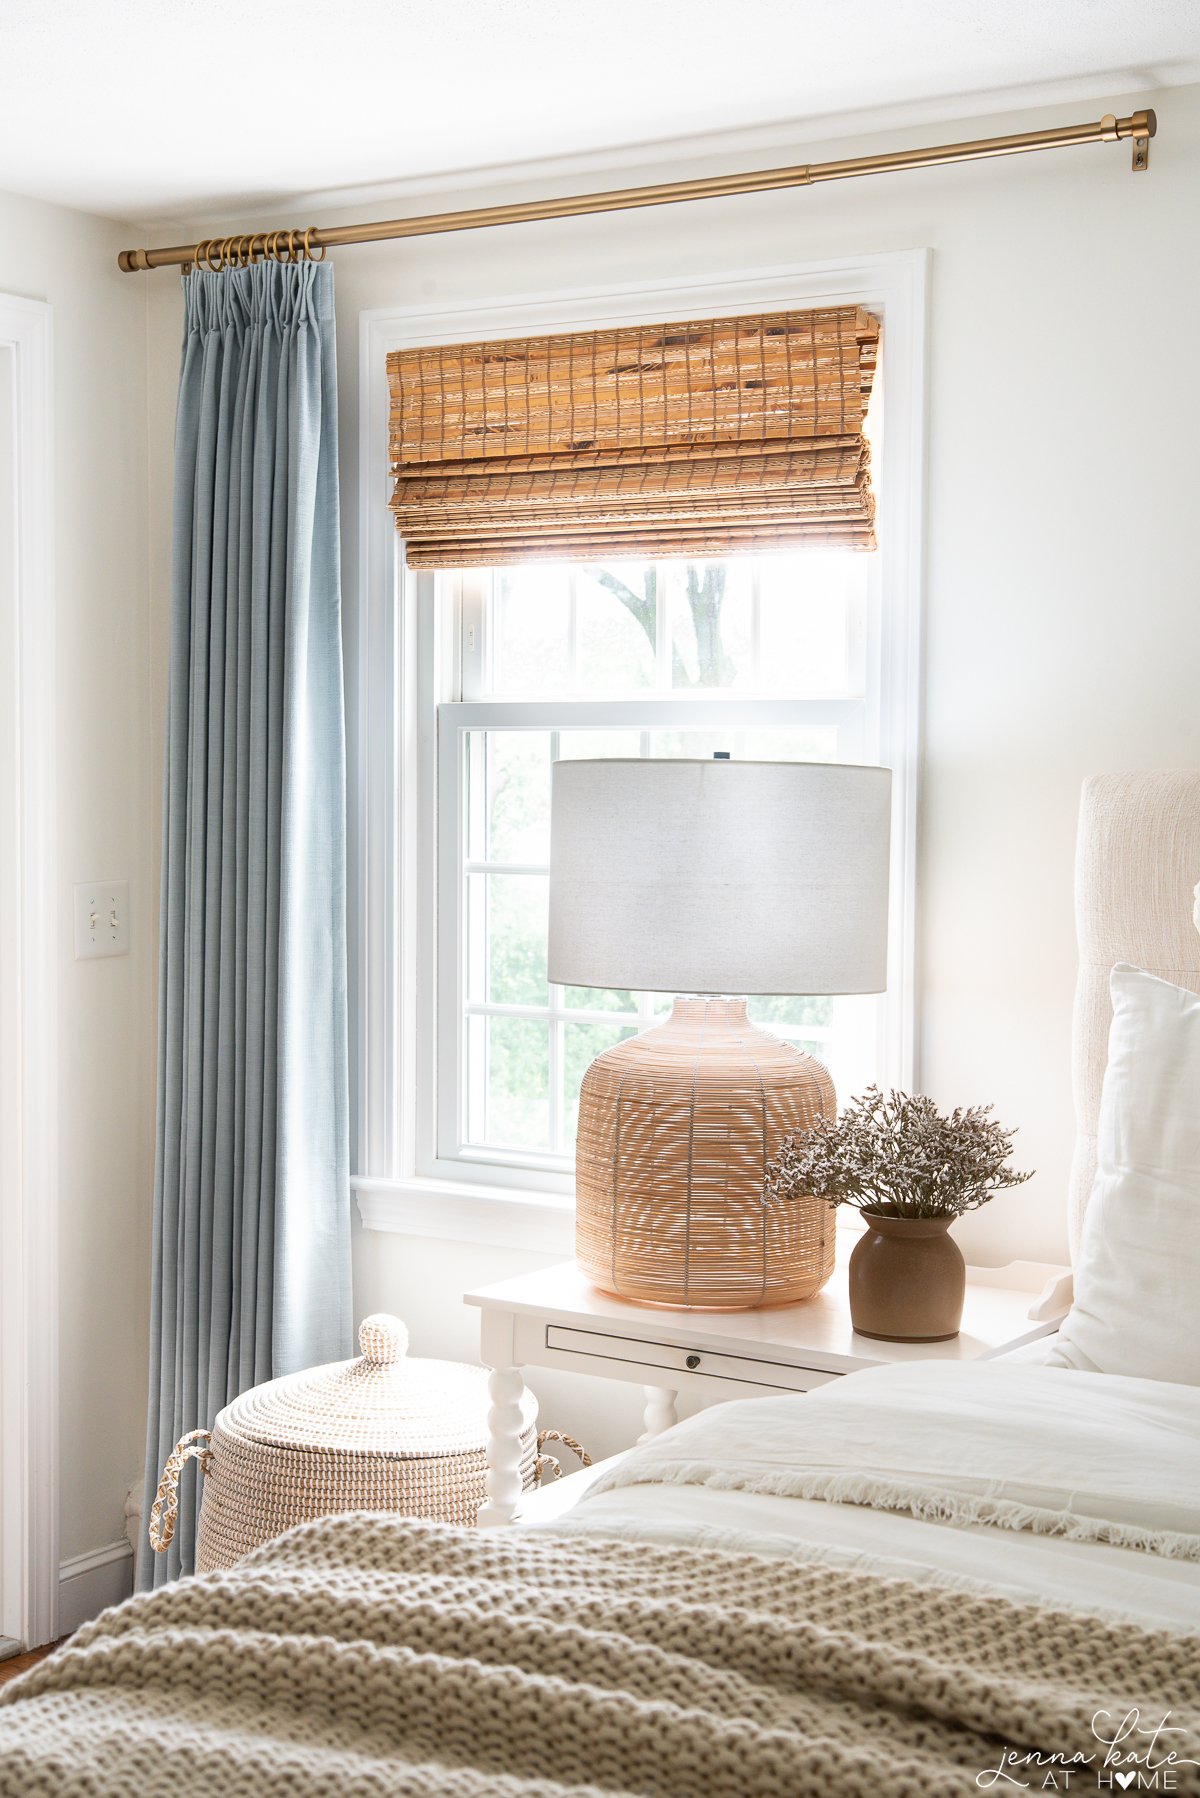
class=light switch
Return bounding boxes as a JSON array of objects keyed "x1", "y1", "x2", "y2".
[{"x1": 74, "y1": 881, "x2": 130, "y2": 959}]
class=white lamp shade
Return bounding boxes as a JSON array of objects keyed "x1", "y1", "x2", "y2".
[{"x1": 549, "y1": 758, "x2": 891, "y2": 996}]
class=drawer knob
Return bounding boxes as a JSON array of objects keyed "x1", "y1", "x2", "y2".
[{"x1": 685, "y1": 1353, "x2": 701, "y2": 1369}]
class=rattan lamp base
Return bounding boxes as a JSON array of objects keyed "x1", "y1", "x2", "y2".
[{"x1": 575, "y1": 997, "x2": 836, "y2": 1311}]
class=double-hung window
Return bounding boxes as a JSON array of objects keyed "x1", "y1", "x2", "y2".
[{"x1": 433, "y1": 547, "x2": 891, "y2": 1189}]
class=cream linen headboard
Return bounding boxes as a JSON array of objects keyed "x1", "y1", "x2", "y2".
[{"x1": 1068, "y1": 771, "x2": 1200, "y2": 1256}]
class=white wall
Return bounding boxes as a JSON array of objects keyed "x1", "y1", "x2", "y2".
[
  {"x1": 0, "y1": 189, "x2": 154, "y2": 1578},
  {"x1": 140, "y1": 84, "x2": 1200, "y2": 1456}
]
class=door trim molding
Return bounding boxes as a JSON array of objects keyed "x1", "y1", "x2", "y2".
[{"x1": 0, "y1": 291, "x2": 58, "y2": 1649}]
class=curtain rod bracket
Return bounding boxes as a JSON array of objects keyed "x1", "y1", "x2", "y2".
[{"x1": 1132, "y1": 132, "x2": 1151, "y2": 172}]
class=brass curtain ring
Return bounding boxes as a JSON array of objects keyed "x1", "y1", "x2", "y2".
[
  {"x1": 192, "y1": 240, "x2": 208, "y2": 273},
  {"x1": 205, "y1": 239, "x2": 223, "y2": 273},
  {"x1": 265, "y1": 231, "x2": 279, "y2": 262},
  {"x1": 303, "y1": 226, "x2": 326, "y2": 263},
  {"x1": 246, "y1": 232, "x2": 263, "y2": 265},
  {"x1": 235, "y1": 234, "x2": 250, "y2": 267},
  {"x1": 220, "y1": 237, "x2": 235, "y2": 271},
  {"x1": 286, "y1": 228, "x2": 298, "y2": 263}
]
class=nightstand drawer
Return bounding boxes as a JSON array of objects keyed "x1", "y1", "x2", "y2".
[{"x1": 544, "y1": 1324, "x2": 840, "y2": 1393}]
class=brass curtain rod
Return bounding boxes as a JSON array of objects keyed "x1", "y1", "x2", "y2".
[{"x1": 117, "y1": 108, "x2": 1156, "y2": 273}]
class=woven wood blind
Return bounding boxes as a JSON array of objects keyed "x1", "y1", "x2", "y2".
[{"x1": 387, "y1": 307, "x2": 880, "y2": 567}]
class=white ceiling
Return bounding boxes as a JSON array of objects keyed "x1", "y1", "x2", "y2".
[{"x1": 1, "y1": 0, "x2": 1197, "y2": 224}]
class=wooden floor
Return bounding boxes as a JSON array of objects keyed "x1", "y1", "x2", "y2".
[{"x1": 0, "y1": 1642, "x2": 61, "y2": 1689}]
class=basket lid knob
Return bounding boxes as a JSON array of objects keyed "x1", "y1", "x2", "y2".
[{"x1": 358, "y1": 1314, "x2": 409, "y2": 1365}]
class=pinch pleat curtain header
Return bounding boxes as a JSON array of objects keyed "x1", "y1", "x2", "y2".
[
  {"x1": 387, "y1": 306, "x2": 880, "y2": 566},
  {"x1": 140, "y1": 259, "x2": 352, "y2": 1587}
]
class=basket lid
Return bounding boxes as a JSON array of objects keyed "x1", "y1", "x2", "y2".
[{"x1": 216, "y1": 1315, "x2": 515, "y2": 1460}]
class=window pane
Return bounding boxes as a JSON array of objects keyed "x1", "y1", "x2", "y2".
[
  {"x1": 749, "y1": 995, "x2": 834, "y2": 1033},
  {"x1": 821, "y1": 993, "x2": 878, "y2": 1108},
  {"x1": 447, "y1": 543, "x2": 886, "y2": 1180},
  {"x1": 758, "y1": 552, "x2": 865, "y2": 695},
  {"x1": 740, "y1": 727, "x2": 839, "y2": 762},
  {"x1": 646, "y1": 726, "x2": 837, "y2": 761},
  {"x1": 646, "y1": 725, "x2": 741, "y2": 760},
  {"x1": 666, "y1": 561, "x2": 753, "y2": 690},
  {"x1": 481, "y1": 731, "x2": 551, "y2": 864},
  {"x1": 479, "y1": 1016, "x2": 551, "y2": 1151},
  {"x1": 557, "y1": 729, "x2": 643, "y2": 760},
  {"x1": 493, "y1": 566, "x2": 571, "y2": 695},
  {"x1": 747, "y1": 995, "x2": 878, "y2": 1115},
  {"x1": 577, "y1": 564, "x2": 656, "y2": 691},
  {"x1": 467, "y1": 873, "x2": 549, "y2": 1006},
  {"x1": 563, "y1": 985, "x2": 638, "y2": 1013}
]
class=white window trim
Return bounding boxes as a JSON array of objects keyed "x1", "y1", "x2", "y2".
[{"x1": 350, "y1": 249, "x2": 928, "y2": 1251}]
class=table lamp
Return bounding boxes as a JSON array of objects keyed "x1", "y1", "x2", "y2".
[{"x1": 549, "y1": 757, "x2": 891, "y2": 1310}]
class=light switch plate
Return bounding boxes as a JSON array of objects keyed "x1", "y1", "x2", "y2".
[{"x1": 74, "y1": 880, "x2": 130, "y2": 959}]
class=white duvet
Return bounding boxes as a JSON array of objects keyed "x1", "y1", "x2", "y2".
[{"x1": 543, "y1": 1361, "x2": 1200, "y2": 1633}]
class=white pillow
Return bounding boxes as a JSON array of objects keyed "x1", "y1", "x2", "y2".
[{"x1": 1046, "y1": 962, "x2": 1200, "y2": 1384}]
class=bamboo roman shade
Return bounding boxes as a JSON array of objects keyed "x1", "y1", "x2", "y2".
[{"x1": 387, "y1": 307, "x2": 880, "y2": 566}]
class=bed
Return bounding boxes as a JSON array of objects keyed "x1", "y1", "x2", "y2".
[{"x1": 2, "y1": 771, "x2": 1199, "y2": 1796}]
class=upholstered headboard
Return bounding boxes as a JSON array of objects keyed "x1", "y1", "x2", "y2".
[{"x1": 1069, "y1": 771, "x2": 1200, "y2": 1255}]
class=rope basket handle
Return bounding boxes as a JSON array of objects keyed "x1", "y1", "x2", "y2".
[
  {"x1": 148, "y1": 1428, "x2": 213, "y2": 1553},
  {"x1": 534, "y1": 1429, "x2": 592, "y2": 1485}
]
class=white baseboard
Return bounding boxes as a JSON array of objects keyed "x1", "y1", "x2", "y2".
[{"x1": 58, "y1": 1540, "x2": 133, "y2": 1635}]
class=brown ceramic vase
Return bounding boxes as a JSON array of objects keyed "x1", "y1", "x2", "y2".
[{"x1": 847, "y1": 1210, "x2": 966, "y2": 1342}]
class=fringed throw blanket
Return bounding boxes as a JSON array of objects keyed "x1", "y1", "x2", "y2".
[
  {"x1": 1, "y1": 1514, "x2": 1197, "y2": 1797},
  {"x1": 588, "y1": 1361, "x2": 1200, "y2": 1560}
]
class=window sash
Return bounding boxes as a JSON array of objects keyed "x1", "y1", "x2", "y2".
[
  {"x1": 456, "y1": 562, "x2": 869, "y2": 704},
  {"x1": 437, "y1": 695, "x2": 871, "y2": 1180}
]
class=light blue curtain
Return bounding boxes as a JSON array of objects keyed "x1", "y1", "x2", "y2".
[{"x1": 138, "y1": 260, "x2": 352, "y2": 1588}]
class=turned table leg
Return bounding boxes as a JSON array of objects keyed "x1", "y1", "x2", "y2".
[
  {"x1": 638, "y1": 1384, "x2": 679, "y2": 1444},
  {"x1": 479, "y1": 1363, "x2": 529, "y2": 1527}
]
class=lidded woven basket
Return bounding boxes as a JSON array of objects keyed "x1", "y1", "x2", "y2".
[{"x1": 152, "y1": 1315, "x2": 538, "y2": 1573}]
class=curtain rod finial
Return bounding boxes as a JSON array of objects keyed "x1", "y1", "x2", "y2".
[{"x1": 1130, "y1": 109, "x2": 1155, "y2": 173}]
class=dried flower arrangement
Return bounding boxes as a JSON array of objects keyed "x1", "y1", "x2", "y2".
[{"x1": 764, "y1": 1086, "x2": 1032, "y2": 1220}]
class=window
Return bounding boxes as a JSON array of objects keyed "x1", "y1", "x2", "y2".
[
  {"x1": 434, "y1": 549, "x2": 888, "y2": 1187},
  {"x1": 353, "y1": 254, "x2": 926, "y2": 1240}
]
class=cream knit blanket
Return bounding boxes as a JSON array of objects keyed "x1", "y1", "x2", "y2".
[{"x1": 1, "y1": 1514, "x2": 1197, "y2": 1796}]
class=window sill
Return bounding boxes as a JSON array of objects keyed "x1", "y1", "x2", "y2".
[
  {"x1": 352, "y1": 1175, "x2": 576, "y2": 1255},
  {"x1": 353, "y1": 1175, "x2": 867, "y2": 1259}
]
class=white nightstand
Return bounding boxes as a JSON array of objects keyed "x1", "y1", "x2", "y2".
[{"x1": 465, "y1": 1249, "x2": 1072, "y2": 1525}]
